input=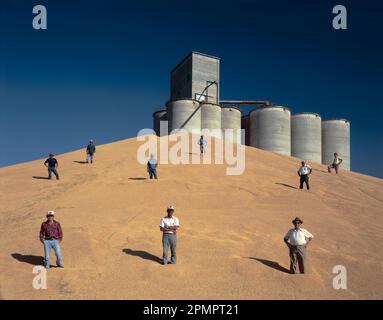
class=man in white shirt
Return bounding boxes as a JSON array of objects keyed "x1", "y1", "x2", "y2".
[
  {"x1": 198, "y1": 135, "x2": 207, "y2": 154},
  {"x1": 159, "y1": 205, "x2": 180, "y2": 265},
  {"x1": 297, "y1": 161, "x2": 312, "y2": 190},
  {"x1": 284, "y1": 217, "x2": 314, "y2": 274}
]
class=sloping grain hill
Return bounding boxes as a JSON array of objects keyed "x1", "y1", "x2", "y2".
[{"x1": 0, "y1": 135, "x2": 382, "y2": 299}]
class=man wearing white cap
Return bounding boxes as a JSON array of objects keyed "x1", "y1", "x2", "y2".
[
  {"x1": 39, "y1": 211, "x2": 64, "y2": 269},
  {"x1": 159, "y1": 206, "x2": 180, "y2": 265}
]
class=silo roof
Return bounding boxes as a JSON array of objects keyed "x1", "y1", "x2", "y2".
[
  {"x1": 170, "y1": 51, "x2": 221, "y2": 74},
  {"x1": 249, "y1": 105, "x2": 291, "y2": 114},
  {"x1": 152, "y1": 109, "x2": 167, "y2": 117},
  {"x1": 322, "y1": 118, "x2": 350, "y2": 123},
  {"x1": 292, "y1": 112, "x2": 321, "y2": 118}
]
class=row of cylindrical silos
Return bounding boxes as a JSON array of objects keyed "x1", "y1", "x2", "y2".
[
  {"x1": 154, "y1": 100, "x2": 350, "y2": 170},
  {"x1": 241, "y1": 106, "x2": 350, "y2": 170},
  {"x1": 154, "y1": 99, "x2": 242, "y2": 143}
]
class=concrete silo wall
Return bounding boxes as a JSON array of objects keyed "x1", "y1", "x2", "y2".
[
  {"x1": 166, "y1": 99, "x2": 201, "y2": 134},
  {"x1": 249, "y1": 106, "x2": 291, "y2": 156},
  {"x1": 153, "y1": 110, "x2": 167, "y2": 137},
  {"x1": 291, "y1": 113, "x2": 322, "y2": 163},
  {"x1": 221, "y1": 107, "x2": 242, "y2": 144},
  {"x1": 201, "y1": 103, "x2": 222, "y2": 138},
  {"x1": 322, "y1": 119, "x2": 351, "y2": 170}
]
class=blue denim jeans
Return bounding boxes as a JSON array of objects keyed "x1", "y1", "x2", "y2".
[
  {"x1": 149, "y1": 169, "x2": 158, "y2": 179},
  {"x1": 43, "y1": 239, "x2": 63, "y2": 268},
  {"x1": 162, "y1": 233, "x2": 177, "y2": 264},
  {"x1": 87, "y1": 153, "x2": 94, "y2": 163},
  {"x1": 48, "y1": 167, "x2": 60, "y2": 180}
]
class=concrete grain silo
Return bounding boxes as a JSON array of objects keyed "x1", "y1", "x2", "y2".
[
  {"x1": 322, "y1": 119, "x2": 350, "y2": 170},
  {"x1": 153, "y1": 110, "x2": 167, "y2": 137},
  {"x1": 201, "y1": 103, "x2": 222, "y2": 137},
  {"x1": 249, "y1": 105, "x2": 291, "y2": 155},
  {"x1": 241, "y1": 115, "x2": 250, "y2": 146},
  {"x1": 221, "y1": 107, "x2": 242, "y2": 144},
  {"x1": 291, "y1": 113, "x2": 322, "y2": 163},
  {"x1": 166, "y1": 99, "x2": 201, "y2": 134}
]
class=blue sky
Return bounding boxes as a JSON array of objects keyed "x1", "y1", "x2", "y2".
[{"x1": 1, "y1": 0, "x2": 382, "y2": 178}]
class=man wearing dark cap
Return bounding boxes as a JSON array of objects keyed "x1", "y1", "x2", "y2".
[
  {"x1": 39, "y1": 211, "x2": 64, "y2": 269},
  {"x1": 328, "y1": 152, "x2": 343, "y2": 174},
  {"x1": 159, "y1": 205, "x2": 180, "y2": 265},
  {"x1": 284, "y1": 217, "x2": 314, "y2": 274},
  {"x1": 86, "y1": 139, "x2": 96, "y2": 164},
  {"x1": 44, "y1": 153, "x2": 60, "y2": 180}
]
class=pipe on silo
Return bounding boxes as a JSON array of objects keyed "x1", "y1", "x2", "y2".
[
  {"x1": 322, "y1": 119, "x2": 350, "y2": 170},
  {"x1": 166, "y1": 99, "x2": 201, "y2": 134},
  {"x1": 291, "y1": 113, "x2": 322, "y2": 164},
  {"x1": 249, "y1": 105, "x2": 291, "y2": 155}
]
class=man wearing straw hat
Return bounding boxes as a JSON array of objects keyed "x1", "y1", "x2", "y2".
[
  {"x1": 39, "y1": 211, "x2": 64, "y2": 269},
  {"x1": 283, "y1": 217, "x2": 314, "y2": 274}
]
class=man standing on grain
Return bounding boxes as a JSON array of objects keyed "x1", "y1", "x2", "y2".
[
  {"x1": 160, "y1": 205, "x2": 179, "y2": 265},
  {"x1": 297, "y1": 161, "x2": 312, "y2": 190},
  {"x1": 39, "y1": 211, "x2": 64, "y2": 269},
  {"x1": 284, "y1": 217, "x2": 314, "y2": 274},
  {"x1": 44, "y1": 153, "x2": 60, "y2": 180},
  {"x1": 86, "y1": 139, "x2": 96, "y2": 164},
  {"x1": 328, "y1": 152, "x2": 343, "y2": 174}
]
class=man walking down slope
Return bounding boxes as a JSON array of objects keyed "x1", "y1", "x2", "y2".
[
  {"x1": 297, "y1": 161, "x2": 312, "y2": 190},
  {"x1": 328, "y1": 152, "x2": 343, "y2": 174},
  {"x1": 160, "y1": 206, "x2": 180, "y2": 265},
  {"x1": 86, "y1": 139, "x2": 96, "y2": 164},
  {"x1": 39, "y1": 211, "x2": 64, "y2": 269},
  {"x1": 284, "y1": 217, "x2": 314, "y2": 274},
  {"x1": 44, "y1": 153, "x2": 60, "y2": 180}
]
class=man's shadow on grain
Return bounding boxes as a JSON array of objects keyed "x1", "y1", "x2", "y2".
[
  {"x1": 122, "y1": 248, "x2": 162, "y2": 264},
  {"x1": 11, "y1": 253, "x2": 44, "y2": 266},
  {"x1": 248, "y1": 257, "x2": 291, "y2": 274}
]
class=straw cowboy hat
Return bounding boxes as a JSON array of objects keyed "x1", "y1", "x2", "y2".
[{"x1": 292, "y1": 217, "x2": 303, "y2": 224}]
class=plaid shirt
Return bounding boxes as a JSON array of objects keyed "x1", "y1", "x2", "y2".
[{"x1": 39, "y1": 220, "x2": 63, "y2": 241}]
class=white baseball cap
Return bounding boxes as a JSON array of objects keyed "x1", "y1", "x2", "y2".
[
  {"x1": 46, "y1": 210, "x2": 55, "y2": 216},
  {"x1": 167, "y1": 205, "x2": 175, "y2": 211}
]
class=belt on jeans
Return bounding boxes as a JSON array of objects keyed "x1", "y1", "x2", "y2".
[{"x1": 45, "y1": 238, "x2": 58, "y2": 240}]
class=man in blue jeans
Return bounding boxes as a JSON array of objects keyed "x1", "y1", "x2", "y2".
[
  {"x1": 44, "y1": 153, "x2": 60, "y2": 180},
  {"x1": 86, "y1": 139, "x2": 96, "y2": 164},
  {"x1": 159, "y1": 205, "x2": 180, "y2": 265},
  {"x1": 198, "y1": 135, "x2": 207, "y2": 154},
  {"x1": 39, "y1": 211, "x2": 64, "y2": 269},
  {"x1": 147, "y1": 154, "x2": 158, "y2": 179}
]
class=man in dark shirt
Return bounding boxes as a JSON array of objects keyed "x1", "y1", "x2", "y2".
[
  {"x1": 44, "y1": 153, "x2": 60, "y2": 180},
  {"x1": 86, "y1": 139, "x2": 96, "y2": 164},
  {"x1": 39, "y1": 211, "x2": 64, "y2": 269}
]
